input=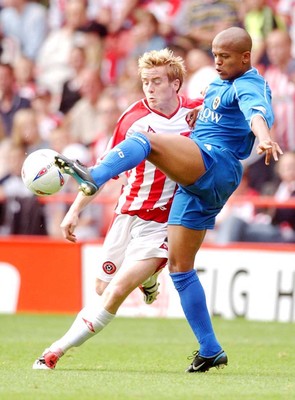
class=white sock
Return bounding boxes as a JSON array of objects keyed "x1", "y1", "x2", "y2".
[{"x1": 49, "y1": 305, "x2": 115, "y2": 354}]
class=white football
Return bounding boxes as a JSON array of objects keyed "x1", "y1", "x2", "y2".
[{"x1": 21, "y1": 148, "x2": 67, "y2": 196}]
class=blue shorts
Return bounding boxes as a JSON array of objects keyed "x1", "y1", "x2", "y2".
[{"x1": 168, "y1": 141, "x2": 243, "y2": 230}]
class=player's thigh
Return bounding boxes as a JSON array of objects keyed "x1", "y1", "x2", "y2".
[
  {"x1": 102, "y1": 258, "x2": 165, "y2": 312},
  {"x1": 96, "y1": 215, "x2": 132, "y2": 283},
  {"x1": 167, "y1": 225, "x2": 206, "y2": 273},
  {"x1": 111, "y1": 257, "x2": 164, "y2": 294},
  {"x1": 145, "y1": 132, "x2": 206, "y2": 186}
]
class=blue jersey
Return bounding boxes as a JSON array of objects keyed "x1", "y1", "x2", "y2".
[{"x1": 191, "y1": 68, "x2": 274, "y2": 160}]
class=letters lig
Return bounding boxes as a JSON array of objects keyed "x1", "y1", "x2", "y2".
[{"x1": 198, "y1": 266, "x2": 249, "y2": 319}]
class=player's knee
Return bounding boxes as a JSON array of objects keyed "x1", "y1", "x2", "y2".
[
  {"x1": 168, "y1": 259, "x2": 195, "y2": 273},
  {"x1": 102, "y1": 282, "x2": 127, "y2": 307},
  {"x1": 168, "y1": 261, "x2": 181, "y2": 273},
  {"x1": 109, "y1": 284, "x2": 127, "y2": 301}
]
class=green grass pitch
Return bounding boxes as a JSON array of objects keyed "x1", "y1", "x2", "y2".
[{"x1": 0, "y1": 314, "x2": 294, "y2": 400}]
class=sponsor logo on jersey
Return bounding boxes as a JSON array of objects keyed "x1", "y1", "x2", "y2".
[
  {"x1": 198, "y1": 107, "x2": 222, "y2": 123},
  {"x1": 102, "y1": 261, "x2": 117, "y2": 275}
]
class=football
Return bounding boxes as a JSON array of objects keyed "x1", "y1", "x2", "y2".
[{"x1": 21, "y1": 148, "x2": 67, "y2": 196}]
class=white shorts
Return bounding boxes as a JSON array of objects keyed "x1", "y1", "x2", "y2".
[{"x1": 97, "y1": 213, "x2": 168, "y2": 282}]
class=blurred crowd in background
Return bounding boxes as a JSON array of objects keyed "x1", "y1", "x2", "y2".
[{"x1": 0, "y1": 0, "x2": 295, "y2": 242}]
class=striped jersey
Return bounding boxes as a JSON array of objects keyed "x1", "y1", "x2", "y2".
[
  {"x1": 264, "y1": 65, "x2": 295, "y2": 151},
  {"x1": 103, "y1": 95, "x2": 202, "y2": 222}
]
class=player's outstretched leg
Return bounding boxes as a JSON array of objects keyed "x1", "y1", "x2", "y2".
[
  {"x1": 54, "y1": 154, "x2": 99, "y2": 196},
  {"x1": 55, "y1": 132, "x2": 151, "y2": 196},
  {"x1": 32, "y1": 306, "x2": 115, "y2": 370}
]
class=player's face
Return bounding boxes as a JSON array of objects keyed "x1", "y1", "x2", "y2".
[
  {"x1": 212, "y1": 44, "x2": 249, "y2": 81},
  {"x1": 141, "y1": 66, "x2": 180, "y2": 113}
]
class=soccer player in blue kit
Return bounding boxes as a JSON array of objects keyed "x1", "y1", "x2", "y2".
[{"x1": 55, "y1": 27, "x2": 283, "y2": 373}]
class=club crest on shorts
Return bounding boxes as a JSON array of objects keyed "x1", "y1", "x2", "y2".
[
  {"x1": 212, "y1": 97, "x2": 220, "y2": 110},
  {"x1": 102, "y1": 261, "x2": 117, "y2": 275}
]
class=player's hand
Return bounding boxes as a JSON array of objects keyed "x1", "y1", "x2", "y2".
[
  {"x1": 60, "y1": 212, "x2": 79, "y2": 243},
  {"x1": 186, "y1": 108, "x2": 200, "y2": 129},
  {"x1": 256, "y1": 140, "x2": 283, "y2": 165}
]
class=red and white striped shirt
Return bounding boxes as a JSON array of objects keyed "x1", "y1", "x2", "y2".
[
  {"x1": 264, "y1": 65, "x2": 295, "y2": 151},
  {"x1": 103, "y1": 95, "x2": 202, "y2": 222}
]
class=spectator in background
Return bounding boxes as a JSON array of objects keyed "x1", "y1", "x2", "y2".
[
  {"x1": 0, "y1": 0, "x2": 48, "y2": 63},
  {"x1": 236, "y1": 29, "x2": 295, "y2": 197},
  {"x1": 0, "y1": 144, "x2": 47, "y2": 235},
  {"x1": 179, "y1": 0, "x2": 241, "y2": 55},
  {"x1": 47, "y1": 0, "x2": 101, "y2": 30},
  {"x1": 35, "y1": 0, "x2": 88, "y2": 97},
  {"x1": 13, "y1": 55, "x2": 36, "y2": 101},
  {"x1": 95, "y1": 0, "x2": 140, "y2": 34},
  {"x1": 0, "y1": 116, "x2": 9, "y2": 225},
  {"x1": 216, "y1": 152, "x2": 295, "y2": 243},
  {"x1": 62, "y1": 66, "x2": 104, "y2": 146},
  {"x1": 276, "y1": 0, "x2": 295, "y2": 58},
  {"x1": 58, "y1": 46, "x2": 86, "y2": 115},
  {"x1": 95, "y1": 0, "x2": 141, "y2": 84},
  {"x1": 184, "y1": 48, "x2": 217, "y2": 98},
  {"x1": 0, "y1": 116, "x2": 9, "y2": 180},
  {"x1": 0, "y1": 62, "x2": 31, "y2": 137},
  {"x1": 90, "y1": 93, "x2": 122, "y2": 160},
  {"x1": 115, "y1": 56, "x2": 143, "y2": 111},
  {"x1": 144, "y1": 0, "x2": 183, "y2": 38},
  {"x1": 76, "y1": 20, "x2": 108, "y2": 71},
  {"x1": 129, "y1": 9, "x2": 168, "y2": 57},
  {"x1": 31, "y1": 87, "x2": 63, "y2": 143},
  {"x1": 213, "y1": 168, "x2": 260, "y2": 244},
  {"x1": 264, "y1": 29, "x2": 295, "y2": 151},
  {"x1": 168, "y1": 39, "x2": 192, "y2": 60},
  {"x1": 242, "y1": 0, "x2": 286, "y2": 70},
  {"x1": 0, "y1": 115, "x2": 5, "y2": 144},
  {"x1": 10, "y1": 108, "x2": 48, "y2": 154},
  {"x1": 47, "y1": 125, "x2": 73, "y2": 156}
]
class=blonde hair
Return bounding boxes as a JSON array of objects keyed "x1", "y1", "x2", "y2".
[{"x1": 138, "y1": 48, "x2": 186, "y2": 91}]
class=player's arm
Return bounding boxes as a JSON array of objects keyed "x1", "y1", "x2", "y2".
[
  {"x1": 251, "y1": 115, "x2": 283, "y2": 165},
  {"x1": 186, "y1": 106, "x2": 202, "y2": 129},
  {"x1": 60, "y1": 189, "x2": 101, "y2": 242}
]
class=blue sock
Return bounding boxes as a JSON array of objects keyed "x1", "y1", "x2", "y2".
[
  {"x1": 170, "y1": 270, "x2": 222, "y2": 357},
  {"x1": 90, "y1": 132, "x2": 151, "y2": 187}
]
